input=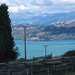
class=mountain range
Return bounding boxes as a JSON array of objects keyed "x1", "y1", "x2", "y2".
[{"x1": 10, "y1": 11, "x2": 75, "y2": 25}]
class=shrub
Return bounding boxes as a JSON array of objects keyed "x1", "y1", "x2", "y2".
[{"x1": 63, "y1": 50, "x2": 75, "y2": 56}]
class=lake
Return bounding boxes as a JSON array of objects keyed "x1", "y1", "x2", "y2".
[{"x1": 15, "y1": 40, "x2": 75, "y2": 59}]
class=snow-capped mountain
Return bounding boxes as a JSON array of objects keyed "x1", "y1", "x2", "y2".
[{"x1": 10, "y1": 11, "x2": 75, "y2": 25}]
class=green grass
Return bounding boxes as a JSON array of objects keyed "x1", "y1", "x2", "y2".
[{"x1": 58, "y1": 71, "x2": 75, "y2": 75}]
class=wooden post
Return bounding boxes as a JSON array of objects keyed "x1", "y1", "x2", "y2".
[
  {"x1": 52, "y1": 65, "x2": 55, "y2": 75},
  {"x1": 47, "y1": 68, "x2": 49, "y2": 75},
  {"x1": 26, "y1": 69, "x2": 29, "y2": 75},
  {"x1": 8, "y1": 63, "x2": 12, "y2": 75},
  {"x1": 61, "y1": 57, "x2": 64, "y2": 63},
  {"x1": 43, "y1": 58, "x2": 45, "y2": 65},
  {"x1": 8, "y1": 69, "x2": 12, "y2": 75},
  {"x1": 43, "y1": 45, "x2": 49, "y2": 57},
  {"x1": 70, "y1": 61, "x2": 73, "y2": 72},
  {"x1": 65, "y1": 64, "x2": 68, "y2": 75},
  {"x1": 31, "y1": 67, "x2": 33, "y2": 75},
  {"x1": 24, "y1": 26, "x2": 26, "y2": 61}
]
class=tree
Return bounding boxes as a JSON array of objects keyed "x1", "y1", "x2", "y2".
[{"x1": 0, "y1": 4, "x2": 19, "y2": 62}]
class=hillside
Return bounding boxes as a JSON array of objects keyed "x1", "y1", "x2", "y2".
[{"x1": 12, "y1": 19, "x2": 75, "y2": 41}]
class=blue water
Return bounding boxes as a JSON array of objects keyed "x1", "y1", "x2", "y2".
[{"x1": 15, "y1": 40, "x2": 75, "y2": 59}]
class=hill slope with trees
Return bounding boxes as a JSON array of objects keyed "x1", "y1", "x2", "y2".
[{"x1": 12, "y1": 19, "x2": 75, "y2": 41}]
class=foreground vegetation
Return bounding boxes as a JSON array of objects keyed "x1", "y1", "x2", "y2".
[
  {"x1": 63, "y1": 50, "x2": 75, "y2": 56},
  {"x1": 0, "y1": 4, "x2": 19, "y2": 63},
  {"x1": 58, "y1": 71, "x2": 75, "y2": 75}
]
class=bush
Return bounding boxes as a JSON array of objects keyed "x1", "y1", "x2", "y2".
[{"x1": 63, "y1": 50, "x2": 75, "y2": 56}]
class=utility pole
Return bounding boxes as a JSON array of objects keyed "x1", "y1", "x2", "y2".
[
  {"x1": 43, "y1": 45, "x2": 49, "y2": 57},
  {"x1": 24, "y1": 26, "x2": 26, "y2": 61}
]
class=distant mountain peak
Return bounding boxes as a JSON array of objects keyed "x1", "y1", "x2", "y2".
[{"x1": 10, "y1": 11, "x2": 75, "y2": 25}]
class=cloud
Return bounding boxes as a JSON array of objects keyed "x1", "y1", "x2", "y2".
[
  {"x1": 8, "y1": 7, "x2": 19, "y2": 13},
  {"x1": 8, "y1": 5, "x2": 29, "y2": 13},
  {"x1": 62, "y1": 0, "x2": 75, "y2": 3},
  {"x1": 31, "y1": 0, "x2": 53, "y2": 6},
  {"x1": 0, "y1": 0, "x2": 75, "y2": 14}
]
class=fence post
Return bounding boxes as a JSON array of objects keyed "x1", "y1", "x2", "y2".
[
  {"x1": 31, "y1": 67, "x2": 33, "y2": 75},
  {"x1": 8, "y1": 69, "x2": 12, "y2": 75},
  {"x1": 70, "y1": 61, "x2": 73, "y2": 72},
  {"x1": 26, "y1": 69, "x2": 29, "y2": 75},
  {"x1": 47, "y1": 68, "x2": 49, "y2": 75},
  {"x1": 61, "y1": 57, "x2": 64, "y2": 63},
  {"x1": 65, "y1": 64, "x2": 68, "y2": 75},
  {"x1": 43, "y1": 58, "x2": 45, "y2": 65},
  {"x1": 52, "y1": 65, "x2": 55, "y2": 75},
  {"x1": 8, "y1": 63, "x2": 12, "y2": 75}
]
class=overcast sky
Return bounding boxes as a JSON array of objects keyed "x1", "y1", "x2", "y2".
[{"x1": 0, "y1": 0, "x2": 75, "y2": 14}]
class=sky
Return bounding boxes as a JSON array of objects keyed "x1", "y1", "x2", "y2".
[{"x1": 0, "y1": 0, "x2": 75, "y2": 14}]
